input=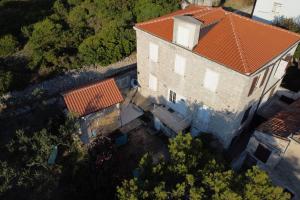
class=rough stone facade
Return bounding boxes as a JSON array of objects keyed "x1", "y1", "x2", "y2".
[{"x1": 135, "y1": 28, "x2": 299, "y2": 148}]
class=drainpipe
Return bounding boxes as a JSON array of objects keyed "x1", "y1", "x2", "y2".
[{"x1": 250, "y1": 0, "x2": 258, "y2": 18}]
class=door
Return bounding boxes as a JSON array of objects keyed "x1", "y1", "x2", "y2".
[{"x1": 195, "y1": 105, "x2": 211, "y2": 132}]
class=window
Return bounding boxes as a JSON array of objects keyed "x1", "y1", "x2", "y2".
[
  {"x1": 149, "y1": 74, "x2": 157, "y2": 91},
  {"x1": 149, "y1": 42, "x2": 158, "y2": 62},
  {"x1": 248, "y1": 76, "x2": 259, "y2": 96},
  {"x1": 203, "y1": 69, "x2": 219, "y2": 92},
  {"x1": 274, "y1": 60, "x2": 288, "y2": 79},
  {"x1": 169, "y1": 90, "x2": 176, "y2": 103},
  {"x1": 259, "y1": 68, "x2": 269, "y2": 87},
  {"x1": 254, "y1": 144, "x2": 271, "y2": 163},
  {"x1": 176, "y1": 25, "x2": 190, "y2": 47},
  {"x1": 174, "y1": 54, "x2": 186, "y2": 76},
  {"x1": 241, "y1": 106, "x2": 252, "y2": 124}
]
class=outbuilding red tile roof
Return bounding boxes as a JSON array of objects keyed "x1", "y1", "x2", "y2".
[
  {"x1": 257, "y1": 99, "x2": 300, "y2": 138},
  {"x1": 63, "y1": 79, "x2": 123, "y2": 117},
  {"x1": 135, "y1": 6, "x2": 300, "y2": 75}
]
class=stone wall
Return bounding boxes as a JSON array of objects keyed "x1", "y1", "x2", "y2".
[{"x1": 136, "y1": 29, "x2": 249, "y2": 148}]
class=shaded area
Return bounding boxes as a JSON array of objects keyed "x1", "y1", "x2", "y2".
[
  {"x1": 0, "y1": 0, "x2": 55, "y2": 37},
  {"x1": 282, "y1": 65, "x2": 300, "y2": 92}
]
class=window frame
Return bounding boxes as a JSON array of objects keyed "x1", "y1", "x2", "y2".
[
  {"x1": 149, "y1": 74, "x2": 158, "y2": 91},
  {"x1": 203, "y1": 69, "x2": 219, "y2": 92},
  {"x1": 248, "y1": 76, "x2": 259, "y2": 96},
  {"x1": 174, "y1": 54, "x2": 186, "y2": 76},
  {"x1": 169, "y1": 90, "x2": 176, "y2": 103},
  {"x1": 149, "y1": 42, "x2": 159, "y2": 62},
  {"x1": 254, "y1": 144, "x2": 271, "y2": 163}
]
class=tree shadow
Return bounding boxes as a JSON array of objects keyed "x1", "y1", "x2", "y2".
[{"x1": 0, "y1": 0, "x2": 55, "y2": 37}]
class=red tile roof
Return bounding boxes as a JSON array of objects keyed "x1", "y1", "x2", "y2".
[
  {"x1": 135, "y1": 6, "x2": 300, "y2": 75},
  {"x1": 63, "y1": 79, "x2": 124, "y2": 117},
  {"x1": 257, "y1": 99, "x2": 300, "y2": 138}
]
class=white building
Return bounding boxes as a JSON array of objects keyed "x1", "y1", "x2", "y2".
[{"x1": 252, "y1": 0, "x2": 300, "y2": 23}]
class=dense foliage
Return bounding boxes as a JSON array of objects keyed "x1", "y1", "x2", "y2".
[
  {"x1": 0, "y1": 114, "x2": 88, "y2": 200},
  {"x1": 0, "y1": 35, "x2": 19, "y2": 57},
  {"x1": 117, "y1": 133, "x2": 290, "y2": 200},
  {"x1": 0, "y1": 0, "x2": 181, "y2": 95}
]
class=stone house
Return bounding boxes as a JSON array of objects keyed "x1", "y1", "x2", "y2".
[
  {"x1": 134, "y1": 5, "x2": 300, "y2": 148},
  {"x1": 62, "y1": 78, "x2": 124, "y2": 142},
  {"x1": 240, "y1": 99, "x2": 300, "y2": 198}
]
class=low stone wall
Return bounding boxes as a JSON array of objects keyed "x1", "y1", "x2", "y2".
[{"x1": 0, "y1": 54, "x2": 137, "y2": 119}]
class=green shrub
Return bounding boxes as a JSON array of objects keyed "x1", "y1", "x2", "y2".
[
  {"x1": 0, "y1": 35, "x2": 19, "y2": 57},
  {"x1": 68, "y1": 6, "x2": 89, "y2": 27},
  {"x1": 0, "y1": 71, "x2": 13, "y2": 95},
  {"x1": 78, "y1": 23, "x2": 135, "y2": 66}
]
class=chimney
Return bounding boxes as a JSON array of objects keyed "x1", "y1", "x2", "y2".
[{"x1": 173, "y1": 16, "x2": 203, "y2": 50}]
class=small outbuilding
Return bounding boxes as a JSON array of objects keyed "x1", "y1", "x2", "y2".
[
  {"x1": 239, "y1": 98, "x2": 300, "y2": 198},
  {"x1": 63, "y1": 78, "x2": 124, "y2": 142}
]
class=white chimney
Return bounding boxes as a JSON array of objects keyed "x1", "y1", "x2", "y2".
[{"x1": 173, "y1": 16, "x2": 202, "y2": 50}]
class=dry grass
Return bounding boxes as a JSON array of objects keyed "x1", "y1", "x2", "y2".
[{"x1": 223, "y1": 0, "x2": 254, "y2": 10}]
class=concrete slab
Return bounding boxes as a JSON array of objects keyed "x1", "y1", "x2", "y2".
[{"x1": 120, "y1": 103, "x2": 144, "y2": 126}]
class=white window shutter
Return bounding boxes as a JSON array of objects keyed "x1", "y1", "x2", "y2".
[
  {"x1": 176, "y1": 26, "x2": 190, "y2": 47},
  {"x1": 174, "y1": 54, "x2": 186, "y2": 76},
  {"x1": 149, "y1": 42, "x2": 158, "y2": 62},
  {"x1": 198, "y1": 105, "x2": 210, "y2": 123},
  {"x1": 149, "y1": 74, "x2": 157, "y2": 91},
  {"x1": 203, "y1": 69, "x2": 219, "y2": 92},
  {"x1": 274, "y1": 60, "x2": 288, "y2": 79}
]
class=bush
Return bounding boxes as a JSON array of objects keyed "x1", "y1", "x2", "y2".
[
  {"x1": 117, "y1": 133, "x2": 290, "y2": 200},
  {"x1": 68, "y1": 6, "x2": 89, "y2": 28},
  {"x1": 134, "y1": 0, "x2": 180, "y2": 22},
  {"x1": 27, "y1": 18, "x2": 64, "y2": 69},
  {"x1": 0, "y1": 35, "x2": 19, "y2": 57},
  {"x1": 78, "y1": 23, "x2": 135, "y2": 65},
  {"x1": 0, "y1": 71, "x2": 13, "y2": 95},
  {"x1": 273, "y1": 17, "x2": 300, "y2": 59}
]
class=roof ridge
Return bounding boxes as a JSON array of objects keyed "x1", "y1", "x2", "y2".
[
  {"x1": 231, "y1": 12, "x2": 300, "y2": 39},
  {"x1": 228, "y1": 14, "x2": 249, "y2": 73},
  {"x1": 192, "y1": 6, "x2": 222, "y2": 19},
  {"x1": 137, "y1": 7, "x2": 210, "y2": 26},
  {"x1": 63, "y1": 78, "x2": 114, "y2": 96}
]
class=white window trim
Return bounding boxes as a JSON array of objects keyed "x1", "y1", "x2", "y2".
[
  {"x1": 149, "y1": 74, "x2": 158, "y2": 91},
  {"x1": 174, "y1": 54, "x2": 186, "y2": 76},
  {"x1": 149, "y1": 42, "x2": 158, "y2": 62},
  {"x1": 176, "y1": 25, "x2": 190, "y2": 48},
  {"x1": 203, "y1": 69, "x2": 219, "y2": 92}
]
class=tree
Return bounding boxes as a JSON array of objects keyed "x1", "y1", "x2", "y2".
[
  {"x1": 117, "y1": 133, "x2": 290, "y2": 200},
  {"x1": 68, "y1": 6, "x2": 89, "y2": 28},
  {"x1": 26, "y1": 18, "x2": 64, "y2": 69},
  {"x1": 78, "y1": 22, "x2": 135, "y2": 65},
  {"x1": 134, "y1": 0, "x2": 180, "y2": 22},
  {"x1": 273, "y1": 16, "x2": 300, "y2": 59},
  {"x1": 0, "y1": 71, "x2": 13, "y2": 95},
  {"x1": 0, "y1": 35, "x2": 19, "y2": 57}
]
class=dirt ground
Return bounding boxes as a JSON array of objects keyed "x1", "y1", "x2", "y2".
[
  {"x1": 223, "y1": 0, "x2": 255, "y2": 15},
  {"x1": 113, "y1": 119, "x2": 168, "y2": 177}
]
